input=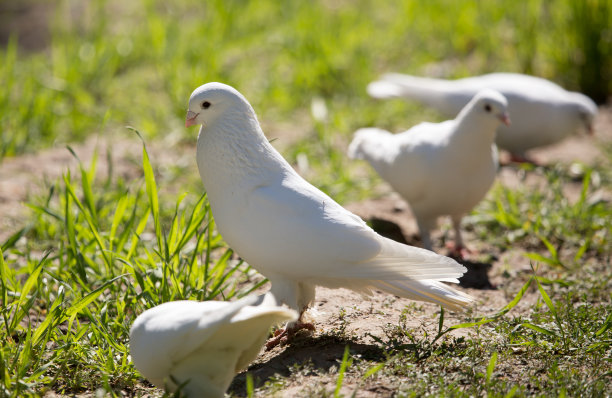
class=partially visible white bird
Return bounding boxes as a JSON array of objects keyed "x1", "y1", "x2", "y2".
[
  {"x1": 367, "y1": 72, "x2": 597, "y2": 162},
  {"x1": 185, "y1": 82, "x2": 472, "y2": 340},
  {"x1": 349, "y1": 89, "x2": 509, "y2": 256},
  {"x1": 129, "y1": 293, "x2": 297, "y2": 398}
]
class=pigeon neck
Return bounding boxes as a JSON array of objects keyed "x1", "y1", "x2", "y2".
[
  {"x1": 196, "y1": 113, "x2": 286, "y2": 190},
  {"x1": 453, "y1": 111, "x2": 498, "y2": 145}
]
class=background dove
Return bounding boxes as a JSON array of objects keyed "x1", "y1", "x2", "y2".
[
  {"x1": 367, "y1": 72, "x2": 597, "y2": 162},
  {"x1": 129, "y1": 293, "x2": 297, "y2": 398},
  {"x1": 186, "y1": 82, "x2": 472, "y2": 336},
  {"x1": 348, "y1": 89, "x2": 509, "y2": 257}
]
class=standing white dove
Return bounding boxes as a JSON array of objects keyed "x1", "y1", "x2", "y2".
[
  {"x1": 348, "y1": 89, "x2": 510, "y2": 257},
  {"x1": 367, "y1": 72, "x2": 597, "y2": 162},
  {"x1": 185, "y1": 82, "x2": 472, "y2": 343},
  {"x1": 129, "y1": 293, "x2": 297, "y2": 398}
]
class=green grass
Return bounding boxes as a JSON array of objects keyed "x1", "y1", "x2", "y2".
[
  {"x1": 1, "y1": 137, "x2": 263, "y2": 396},
  {"x1": 472, "y1": 163, "x2": 612, "y2": 265},
  {"x1": 2, "y1": 143, "x2": 611, "y2": 396},
  {"x1": 2, "y1": 0, "x2": 611, "y2": 161},
  {"x1": 1, "y1": 0, "x2": 611, "y2": 397}
]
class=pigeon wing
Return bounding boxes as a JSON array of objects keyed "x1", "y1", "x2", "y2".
[
  {"x1": 245, "y1": 176, "x2": 464, "y2": 281},
  {"x1": 129, "y1": 295, "x2": 258, "y2": 381}
]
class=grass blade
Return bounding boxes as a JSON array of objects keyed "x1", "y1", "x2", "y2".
[
  {"x1": 66, "y1": 274, "x2": 127, "y2": 326},
  {"x1": 109, "y1": 195, "x2": 129, "y2": 250},
  {"x1": 64, "y1": 177, "x2": 112, "y2": 271},
  {"x1": 14, "y1": 252, "x2": 49, "y2": 315},
  {"x1": 31, "y1": 288, "x2": 66, "y2": 346},
  {"x1": 594, "y1": 312, "x2": 612, "y2": 337},
  {"x1": 334, "y1": 345, "x2": 352, "y2": 398},
  {"x1": 130, "y1": 127, "x2": 164, "y2": 259},
  {"x1": 434, "y1": 276, "x2": 534, "y2": 343},
  {"x1": 246, "y1": 373, "x2": 254, "y2": 398},
  {"x1": 516, "y1": 322, "x2": 557, "y2": 337},
  {"x1": 0, "y1": 248, "x2": 8, "y2": 305},
  {"x1": 1, "y1": 226, "x2": 31, "y2": 252},
  {"x1": 485, "y1": 351, "x2": 497, "y2": 384},
  {"x1": 67, "y1": 145, "x2": 99, "y2": 225},
  {"x1": 362, "y1": 363, "x2": 385, "y2": 380}
]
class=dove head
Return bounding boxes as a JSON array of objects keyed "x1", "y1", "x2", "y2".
[
  {"x1": 464, "y1": 89, "x2": 511, "y2": 127},
  {"x1": 185, "y1": 82, "x2": 256, "y2": 129},
  {"x1": 568, "y1": 92, "x2": 597, "y2": 135}
]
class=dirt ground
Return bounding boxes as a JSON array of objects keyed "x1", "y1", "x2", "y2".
[{"x1": 1, "y1": 105, "x2": 611, "y2": 397}]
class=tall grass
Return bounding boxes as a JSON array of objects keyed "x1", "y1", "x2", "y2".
[
  {"x1": 0, "y1": 136, "x2": 260, "y2": 396},
  {"x1": 1, "y1": 0, "x2": 610, "y2": 161}
]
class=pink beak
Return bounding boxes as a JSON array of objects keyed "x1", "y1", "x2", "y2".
[
  {"x1": 185, "y1": 110, "x2": 199, "y2": 128},
  {"x1": 499, "y1": 112, "x2": 511, "y2": 126}
]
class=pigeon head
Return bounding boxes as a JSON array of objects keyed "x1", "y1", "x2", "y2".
[
  {"x1": 568, "y1": 92, "x2": 597, "y2": 135},
  {"x1": 185, "y1": 82, "x2": 255, "y2": 128},
  {"x1": 469, "y1": 89, "x2": 511, "y2": 126}
]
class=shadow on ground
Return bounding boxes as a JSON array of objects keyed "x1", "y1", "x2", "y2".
[
  {"x1": 456, "y1": 259, "x2": 495, "y2": 289},
  {"x1": 228, "y1": 334, "x2": 386, "y2": 396},
  {"x1": 368, "y1": 217, "x2": 410, "y2": 245}
]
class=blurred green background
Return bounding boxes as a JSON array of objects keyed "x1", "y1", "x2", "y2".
[{"x1": 1, "y1": 0, "x2": 611, "y2": 161}]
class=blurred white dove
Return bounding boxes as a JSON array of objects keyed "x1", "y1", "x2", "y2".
[
  {"x1": 367, "y1": 72, "x2": 597, "y2": 162},
  {"x1": 185, "y1": 82, "x2": 472, "y2": 341},
  {"x1": 349, "y1": 89, "x2": 509, "y2": 256},
  {"x1": 129, "y1": 293, "x2": 297, "y2": 398}
]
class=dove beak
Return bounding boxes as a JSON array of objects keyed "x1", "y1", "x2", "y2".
[
  {"x1": 185, "y1": 110, "x2": 199, "y2": 128},
  {"x1": 498, "y1": 112, "x2": 511, "y2": 126}
]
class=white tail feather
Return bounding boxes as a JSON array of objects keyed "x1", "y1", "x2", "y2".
[
  {"x1": 369, "y1": 73, "x2": 456, "y2": 110},
  {"x1": 372, "y1": 279, "x2": 473, "y2": 311},
  {"x1": 347, "y1": 128, "x2": 393, "y2": 161}
]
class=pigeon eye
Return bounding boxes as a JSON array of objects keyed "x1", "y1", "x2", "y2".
[
  {"x1": 201, "y1": 101, "x2": 211, "y2": 109},
  {"x1": 484, "y1": 104, "x2": 492, "y2": 112}
]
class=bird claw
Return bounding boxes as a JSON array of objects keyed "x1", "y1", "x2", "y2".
[
  {"x1": 509, "y1": 153, "x2": 538, "y2": 166},
  {"x1": 445, "y1": 242, "x2": 473, "y2": 260},
  {"x1": 265, "y1": 322, "x2": 315, "y2": 350}
]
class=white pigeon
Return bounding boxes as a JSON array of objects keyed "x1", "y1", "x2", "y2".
[
  {"x1": 348, "y1": 89, "x2": 509, "y2": 256},
  {"x1": 185, "y1": 82, "x2": 472, "y2": 335},
  {"x1": 367, "y1": 72, "x2": 597, "y2": 161},
  {"x1": 129, "y1": 293, "x2": 297, "y2": 398}
]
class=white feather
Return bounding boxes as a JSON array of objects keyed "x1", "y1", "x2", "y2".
[
  {"x1": 129, "y1": 293, "x2": 297, "y2": 398},
  {"x1": 350, "y1": 89, "x2": 507, "y2": 252},
  {"x1": 186, "y1": 82, "x2": 473, "y2": 319},
  {"x1": 368, "y1": 72, "x2": 597, "y2": 156}
]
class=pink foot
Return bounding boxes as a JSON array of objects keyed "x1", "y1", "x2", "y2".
[
  {"x1": 265, "y1": 322, "x2": 315, "y2": 350},
  {"x1": 509, "y1": 153, "x2": 538, "y2": 165},
  {"x1": 445, "y1": 242, "x2": 474, "y2": 260}
]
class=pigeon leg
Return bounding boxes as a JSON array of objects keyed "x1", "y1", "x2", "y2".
[
  {"x1": 415, "y1": 218, "x2": 434, "y2": 251},
  {"x1": 265, "y1": 281, "x2": 316, "y2": 349},
  {"x1": 446, "y1": 217, "x2": 472, "y2": 259},
  {"x1": 265, "y1": 317, "x2": 315, "y2": 350},
  {"x1": 509, "y1": 152, "x2": 537, "y2": 165}
]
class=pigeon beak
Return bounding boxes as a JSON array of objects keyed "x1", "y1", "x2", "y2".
[
  {"x1": 185, "y1": 110, "x2": 199, "y2": 128},
  {"x1": 498, "y1": 112, "x2": 511, "y2": 126}
]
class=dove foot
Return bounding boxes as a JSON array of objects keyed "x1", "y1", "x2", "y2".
[
  {"x1": 445, "y1": 242, "x2": 474, "y2": 260},
  {"x1": 265, "y1": 322, "x2": 316, "y2": 350},
  {"x1": 507, "y1": 152, "x2": 539, "y2": 165}
]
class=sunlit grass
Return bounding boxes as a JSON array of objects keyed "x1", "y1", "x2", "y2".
[
  {"x1": 1, "y1": 0, "x2": 610, "y2": 160},
  {"x1": 0, "y1": 136, "x2": 262, "y2": 396},
  {"x1": 472, "y1": 164, "x2": 612, "y2": 266}
]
